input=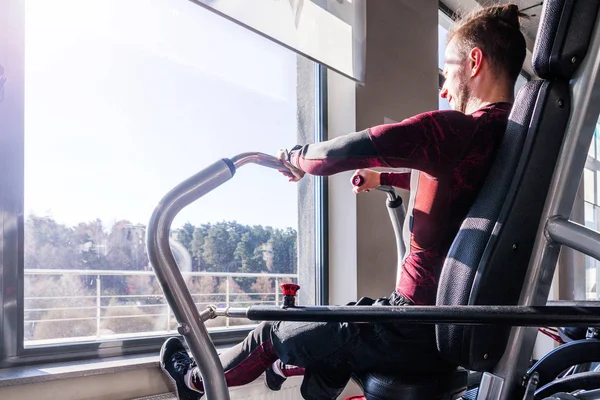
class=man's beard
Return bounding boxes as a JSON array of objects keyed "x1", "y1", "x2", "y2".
[{"x1": 455, "y1": 77, "x2": 471, "y2": 114}]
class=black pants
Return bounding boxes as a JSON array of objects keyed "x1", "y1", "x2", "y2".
[{"x1": 211, "y1": 316, "x2": 452, "y2": 399}]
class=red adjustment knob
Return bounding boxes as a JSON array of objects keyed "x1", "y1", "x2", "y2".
[
  {"x1": 281, "y1": 283, "x2": 300, "y2": 296},
  {"x1": 352, "y1": 175, "x2": 364, "y2": 187}
]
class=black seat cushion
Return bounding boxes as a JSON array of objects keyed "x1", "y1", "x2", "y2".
[
  {"x1": 532, "y1": 0, "x2": 599, "y2": 80},
  {"x1": 435, "y1": 80, "x2": 543, "y2": 370},
  {"x1": 353, "y1": 369, "x2": 468, "y2": 400}
]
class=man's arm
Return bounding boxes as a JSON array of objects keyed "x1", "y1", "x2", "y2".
[
  {"x1": 368, "y1": 111, "x2": 472, "y2": 176},
  {"x1": 287, "y1": 130, "x2": 387, "y2": 175},
  {"x1": 286, "y1": 110, "x2": 471, "y2": 178}
]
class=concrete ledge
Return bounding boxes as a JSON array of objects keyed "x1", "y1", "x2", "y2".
[{"x1": 0, "y1": 354, "x2": 159, "y2": 388}]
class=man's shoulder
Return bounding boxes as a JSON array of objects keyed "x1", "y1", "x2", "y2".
[
  {"x1": 411, "y1": 109, "x2": 476, "y2": 130},
  {"x1": 414, "y1": 109, "x2": 467, "y2": 119},
  {"x1": 428, "y1": 105, "x2": 510, "y2": 131},
  {"x1": 369, "y1": 106, "x2": 507, "y2": 138},
  {"x1": 473, "y1": 102, "x2": 512, "y2": 120},
  {"x1": 412, "y1": 108, "x2": 475, "y2": 122},
  {"x1": 425, "y1": 104, "x2": 509, "y2": 120}
]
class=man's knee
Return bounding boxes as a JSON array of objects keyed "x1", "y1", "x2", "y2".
[
  {"x1": 244, "y1": 321, "x2": 274, "y2": 346},
  {"x1": 271, "y1": 321, "x2": 359, "y2": 368}
]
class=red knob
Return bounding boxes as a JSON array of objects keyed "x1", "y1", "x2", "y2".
[
  {"x1": 352, "y1": 174, "x2": 364, "y2": 187},
  {"x1": 281, "y1": 283, "x2": 300, "y2": 296}
]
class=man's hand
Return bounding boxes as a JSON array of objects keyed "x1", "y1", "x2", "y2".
[
  {"x1": 276, "y1": 149, "x2": 305, "y2": 182},
  {"x1": 350, "y1": 169, "x2": 380, "y2": 194}
]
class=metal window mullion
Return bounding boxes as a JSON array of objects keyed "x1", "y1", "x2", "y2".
[
  {"x1": 314, "y1": 63, "x2": 329, "y2": 306},
  {"x1": 0, "y1": 0, "x2": 25, "y2": 367}
]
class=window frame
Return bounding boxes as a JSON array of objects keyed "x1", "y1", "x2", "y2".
[
  {"x1": 582, "y1": 143, "x2": 600, "y2": 299},
  {"x1": 0, "y1": 0, "x2": 328, "y2": 368}
]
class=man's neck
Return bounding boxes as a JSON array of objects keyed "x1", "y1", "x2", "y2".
[
  {"x1": 465, "y1": 79, "x2": 514, "y2": 114},
  {"x1": 465, "y1": 95, "x2": 514, "y2": 114}
]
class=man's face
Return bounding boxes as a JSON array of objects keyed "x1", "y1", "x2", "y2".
[{"x1": 440, "y1": 37, "x2": 471, "y2": 113}]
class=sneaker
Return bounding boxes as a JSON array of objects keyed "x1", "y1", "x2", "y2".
[
  {"x1": 264, "y1": 361, "x2": 287, "y2": 391},
  {"x1": 160, "y1": 337, "x2": 203, "y2": 400}
]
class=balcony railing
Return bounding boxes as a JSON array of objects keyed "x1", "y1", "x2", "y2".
[{"x1": 24, "y1": 268, "x2": 297, "y2": 346}]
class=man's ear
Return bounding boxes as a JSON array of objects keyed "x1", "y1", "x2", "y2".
[{"x1": 469, "y1": 47, "x2": 484, "y2": 77}]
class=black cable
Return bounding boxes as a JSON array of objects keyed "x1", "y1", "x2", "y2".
[{"x1": 521, "y1": 1, "x2": 544, "y2": 13}]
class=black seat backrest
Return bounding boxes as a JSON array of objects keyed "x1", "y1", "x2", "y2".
[{"x1": 436, "y1": 0, "x2": 600, "y2": 372}]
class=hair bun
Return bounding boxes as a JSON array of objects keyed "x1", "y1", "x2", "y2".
[{"x1": 493, "y1": 4, "x2": 524, "y2": 29}]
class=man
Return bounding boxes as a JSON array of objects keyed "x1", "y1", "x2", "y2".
[{"x1": 160, "y1": 4, "x2": 527, "y2": 400}]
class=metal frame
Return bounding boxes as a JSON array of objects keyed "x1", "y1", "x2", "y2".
[
  {"x1": 0, "y1": 1, "x2": 328, "y2": 368},
  {"x1": 214, "y1": 304, "x2": 600, "y2": 326},
  {"x1": 0, "y1": 0, "x2": 25, "y2": 368},
  {"x1": 527, "y1": 339, "x2": 600, "y2": 388},
  {"x1": 547, "y1": 217, "x2": 600, "y2": 262},
  {"x1": 315, "y1": 64, "x2": 329, "y2": 306},
  {"x1": 147, "y1": 157, "x2": 243, "y2": 400},
  {"x1": 374, "y1": 186, "x2": 406, "y2": 284},
  {"x1": 147, "y1": 152, "x2": 298, "y2": 400},
  {"x1": 486, "y1": 5, "x2": 600, "y2": 399}
]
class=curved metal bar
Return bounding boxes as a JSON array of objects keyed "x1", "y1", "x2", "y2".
[
  {"x1": 376, "y1": 185, "x2": 399, "y2": 202},
  {"x1": 147, "y1": 158, "x2": 236, "y2": 400},
  {"x1": 146, "y1": 152, "x2": 287, "y2": 399},
  {"x1": 375, "y1": 185, "x2": 406, "y2": 281},
  {"x1": 384, "y1": 194, "x2": 406, "y2": 275},
  {"x1": 231, "y1": 152, "x2": 285, "y2": 170},
  {"x1": 546, "y1": 216, "x2": 600, "y2": 262},
  {"x1": 527, "y1": 339, "x2": 600, "y2": 387},
  {"x1": 535, "y1": 371, "x2": 600, "y2": 399}
]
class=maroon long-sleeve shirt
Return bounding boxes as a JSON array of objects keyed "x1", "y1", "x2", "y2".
[{"x1": 289, "y1": 103, "x2": 511, "y2": 305}]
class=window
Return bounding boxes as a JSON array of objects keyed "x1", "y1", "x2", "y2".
[
  {"x1": 438, "y1": 12, "x2": 452, "y2": 111},
  {"x1": 583, "y1": 121, "x2": 600, "y2": 300},
  {"x1": 515, "y1": 73, "x2": 529, "y2": 95},
  {"x1": 1, "y1": 0, "x2": 325, "y2": 364}
]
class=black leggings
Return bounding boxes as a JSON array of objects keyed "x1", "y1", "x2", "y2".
[{"x1": 193, "y1": 319, "x2": 449, "y2": 400}]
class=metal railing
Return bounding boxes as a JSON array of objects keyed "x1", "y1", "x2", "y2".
[{"x1": 23, "y1": 268, "x2": 297, "y2": 343}]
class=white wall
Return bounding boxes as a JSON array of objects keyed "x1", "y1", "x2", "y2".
[
  {"x1": 327, "y1": 68, "x2": 359, "y2": 306},
  {"x1": 327, "y1": 0, "x2": 439, "y2": 302}
]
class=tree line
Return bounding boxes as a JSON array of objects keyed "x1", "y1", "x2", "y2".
[
  {"x1": 24, "y1": 216, "x2": 298, "y2": 275},
  {"x1": 23, "y1": 216, "x2": 298, "y2": 341}
]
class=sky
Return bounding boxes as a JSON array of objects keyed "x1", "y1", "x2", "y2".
[{"x1": 24, "y1": 0, "x2": 303, "y2": 230}]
